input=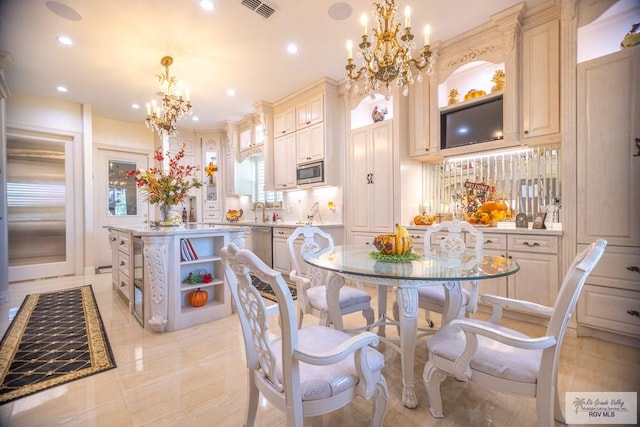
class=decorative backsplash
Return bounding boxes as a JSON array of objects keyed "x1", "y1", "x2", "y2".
[{"x1": 424, "y1": 144, "x2": 561, "y2": 222}]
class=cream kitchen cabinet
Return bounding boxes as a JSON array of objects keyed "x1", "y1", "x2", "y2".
[
  {"x1": 462, "y1": 231, "x2": 559, "y2": 308},
  {"x1": 202, "y1": 140, "x2": 221, "y2": 224},
  {"x1": 271, "y1": 78, "x2": 341, "y2": 188},
  {"x1": 202, "y1": 201, "x2": 222, "y2": 223},
  {"x1": 296, "y1": 93, "x2": 323, "y2": 130},
  {"x1": 238, "y1": 127, "x2": 252, "y2": 152},
  {"x1": 577, "y1": 47, "x2": 640, "y2": 343},
  {"x1": 238, "y1": 115, "x2": 264, "y2": 154},
  {"x1": 577, "y1": 245, "x2": 640, "y2": 340},
  {"x1": 296, "y1": 122, "x2": 324, "y2": 164},
  {"x1": 349, "y1": 120, "x2": 394, "y2": 236},
  {"x1": 521, "y1": 18, "x2": 560, "y2": 141},
  {"x1": 408, "y1": 78, "x2": 435, "y2": 158},
  {"x1": 110, "y1": 229, "x2": 133, "y2": 304},
  {"x1": 506, "y1": 234, "x2": 559, "y2": 308},
  {"x1": 577, "y1": 47, "x2": 640, "y2": 248},
  {"x1": 274, "y1": 105, "x2": 296, "y2": 136},
  {"x1": 272, "y1": 227, "x2": 292, "y2": 274},
  {"x1": 273, "y1": 133, "x2": 297, "y2": 190}
]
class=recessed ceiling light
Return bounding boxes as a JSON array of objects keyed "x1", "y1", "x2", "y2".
[
  {"x1": 227, "y1": 89, "x2": 236, "y2": 97},
  {"x1": 56, "y1": 86, "x2": 68, "y2": 93},
  {"x1": 199, "y1": 0, "x2": 214, "y2": 11},
  {"x1": 57, "y1": 35, "x2": 73, "y2": 46},
  {"x1": 131, "y1": 103, "x2": 140, "y2": 109},
  {"x1": 287, "y1": 43, "x2": 298, "y2": 54},
  {"x1": 192, "y1": 116, "x2": 199, "y2": 121}
]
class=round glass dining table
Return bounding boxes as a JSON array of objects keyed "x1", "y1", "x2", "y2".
[{"x1": 303, "y1": 244, "x2": 520, "y2": 409}]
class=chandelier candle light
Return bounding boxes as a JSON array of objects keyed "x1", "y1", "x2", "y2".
[
  {"x1": 345, "y1": 0, "x2": 433, "y2": 98},
  {"x1": 145, "y1": 56, "x2": 192, "y2": 137}
]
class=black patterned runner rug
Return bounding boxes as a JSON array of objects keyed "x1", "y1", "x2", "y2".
[
  {"x1": 0, "y1": 285, "x2": 116, "y2": 404},
  {"x1": 250, "y1": 275, "x2": 297, "y2": 302}
]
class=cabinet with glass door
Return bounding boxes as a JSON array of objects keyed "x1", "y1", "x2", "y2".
[{"x1": 202, "y1": 142, "x2": 221, "y2": 223}]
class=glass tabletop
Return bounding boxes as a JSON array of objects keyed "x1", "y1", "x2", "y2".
[{"x1": 303, "y1": 244, "x2": 519, "y2": 282}]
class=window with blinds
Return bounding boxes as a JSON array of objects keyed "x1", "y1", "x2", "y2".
[{"x1": 253, "y1": 154, "x2": 282, "y2": 205}]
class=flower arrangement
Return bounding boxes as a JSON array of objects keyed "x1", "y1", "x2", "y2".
[
  {"x1": 204, "y1": 162, "x2": 217, "y2": 177},
  {"x1": 128, "y1": 145, "x2": 202, "y2": 206}
]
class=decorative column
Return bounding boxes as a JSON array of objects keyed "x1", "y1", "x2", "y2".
[{"x1": 142, "y1": 234, "x2": 171, "y2": 332}]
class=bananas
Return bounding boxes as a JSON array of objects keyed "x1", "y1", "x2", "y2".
[
  {"x1": 395, "y1": 224, "x2": 409, "y2": 237},
  {"x1": 373, "y1": 224, "x2": 414, "y2": 255},
  {"x1": 395, "y1": 224, "x2": 412, "y2": 255}
]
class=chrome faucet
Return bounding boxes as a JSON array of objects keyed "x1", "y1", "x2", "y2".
[
  {"x1": 306, "y1": 201, "x2": 320, "y2": 225},
  {"x1": 254, "y1": 202, "x2": 267, "y2": 223}
]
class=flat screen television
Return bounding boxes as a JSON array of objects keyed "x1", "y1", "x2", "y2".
[{"x1": 440, "y1": 96, "x2": 503, "y2": 149}]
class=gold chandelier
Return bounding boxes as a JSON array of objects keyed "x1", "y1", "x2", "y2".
[
  {"x1": 145, "y1": 56, "x2": 192, "y2": 137},
  {"x1": 345, "y1": 0, "x2": 433, "y2": 98}
]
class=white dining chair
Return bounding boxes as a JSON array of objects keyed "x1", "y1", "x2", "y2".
[
  {"x1": 288, "y1": 226, "x2": 374, "y2": 330},
  {"x1": 423, "y1": 239, "x2": 607, "y2": 426},
  {"x1": 222, "y1": 242, "x2": 388, "y2": 427},
  {"x1": 393, "y1": 219, "x2": 483, "y2": 334}
]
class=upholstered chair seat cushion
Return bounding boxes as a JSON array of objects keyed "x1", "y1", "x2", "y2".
[
  {"x1": 427, "y1": 320, "x2": 542, "y2": 383},
  {"x1": 306, "y1": 285, "x2": 372, "y2": 311},
  {"x1": 273, "y1": 326, "x2": 385, "y2": 401},
  {"x1": 418, "y1": 285, "x2": 470, "y2": 308}
]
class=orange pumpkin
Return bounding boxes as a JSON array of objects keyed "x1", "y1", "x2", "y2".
[
  {"x1": 413, "y1": 214, "x2": 436, "y2": 225},
  {"x1": 188, "y1": 288, "x2": 208, "y2": 307}
]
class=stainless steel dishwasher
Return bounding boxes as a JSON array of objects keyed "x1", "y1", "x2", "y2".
[{"x1": 251, "y1": 226, "x2": 273, "y2": 268}]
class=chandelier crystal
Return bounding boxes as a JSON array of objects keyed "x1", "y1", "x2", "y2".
[
  {"x1": 145, "y1": 56, "x2": 192, "y2": 137},
  {"x1": 345, "y1": 0, "x2": 434, "y2": 99}
]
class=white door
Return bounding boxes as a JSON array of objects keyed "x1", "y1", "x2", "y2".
[{"x1": 94, "y1": 148, "x2": 149, "y2": 268}]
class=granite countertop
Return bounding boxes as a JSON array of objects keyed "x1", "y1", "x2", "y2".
[
  {"x1": 405, "y1": 224, "x2": 563, "y2": 235},
  {"x1": 107, "y1": 223, "x2": 250, "y2": 236},
  {"x1": 210, "y1": 221, "x2": 344, "y2": 229}
]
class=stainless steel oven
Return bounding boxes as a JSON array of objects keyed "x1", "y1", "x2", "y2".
[{"x1": 296, "y1": 160, "x2": 324, "y2": 186}]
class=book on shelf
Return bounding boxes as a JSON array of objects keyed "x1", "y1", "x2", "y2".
[
  {"x1": 186, "y1": 239, "x2": 199, "y2": 260},
  {"x1": 180, "y1": 239, "x2": 199, "y2": 261}
]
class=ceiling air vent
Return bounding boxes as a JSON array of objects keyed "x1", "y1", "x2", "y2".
[{"x1": 241, "y1": 0, "x2": 276, "y2": 20}]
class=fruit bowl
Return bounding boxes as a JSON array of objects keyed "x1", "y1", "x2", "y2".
[{"x1": 371, "y1": 224, "x2": 415, "y2": 257}]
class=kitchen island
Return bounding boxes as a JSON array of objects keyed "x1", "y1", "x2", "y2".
[{"x1": 107, "y1": 223, "x2": 247, "y2": 332}]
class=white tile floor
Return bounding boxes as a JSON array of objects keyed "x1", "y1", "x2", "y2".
[{"x1": 0, "y1": 273, "x2": 638, "y2": 426}]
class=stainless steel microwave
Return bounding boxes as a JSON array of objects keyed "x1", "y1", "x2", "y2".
[{"x1": 296, "y1": 160, "x2": 324, "y2": 185}]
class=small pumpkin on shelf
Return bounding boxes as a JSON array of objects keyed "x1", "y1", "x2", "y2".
[{"x1": 188, "y1": 288, "x2": 208, "y2": 307}]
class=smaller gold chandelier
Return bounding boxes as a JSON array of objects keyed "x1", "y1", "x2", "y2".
[
  {"x1": 145, "y1": 56, "x2": 192, "y2": 137},
  {"x1": 345, "y1": 0, "x2": 433, "y2": 98}
]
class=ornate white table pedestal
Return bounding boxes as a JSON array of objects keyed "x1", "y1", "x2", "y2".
[{"x1": 304, "y1": 245, "x2": 519, "y2": 409}]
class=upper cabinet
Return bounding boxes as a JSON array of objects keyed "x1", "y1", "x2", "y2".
[
  {"x1": 274, "y1": 133, "x2": 297, "y2": 190},
  {"x1": 274, "y1": 105, "x2": 295, "y2": 136},
  {"x1": 296, "y1": 123, "x2": 324, "y2": 163},
  {"x1": 409, "y1": 2, "x2": 562, "y2": 160},
  {"x1": 238, "y1": 114, "x2": 265, "y2": 155},
  {"x1": 408, "y1": 79, "x2": 434, "y2": 157},
  {"x1": 521, "y1": 17, "x2": 560, "y2": 142},
  {"x1": 296, "y1": 93, "x2": 324, "y2": 130},
  {"x1": 270, "y1": 78, "x2": 342, "y2": 189}
]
